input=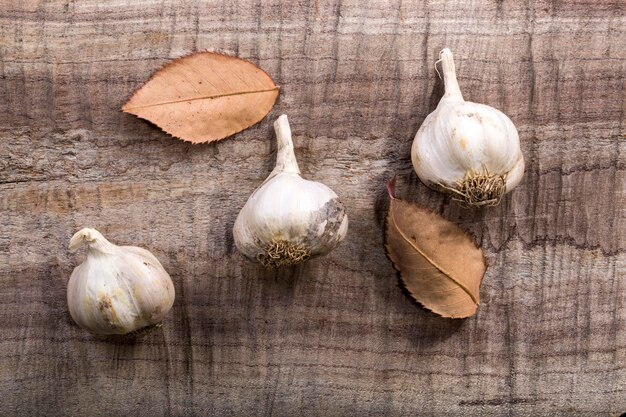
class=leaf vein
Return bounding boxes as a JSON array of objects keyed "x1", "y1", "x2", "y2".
[{"x1": 123, "y1": 87, "x2": 279, "y2": 111}]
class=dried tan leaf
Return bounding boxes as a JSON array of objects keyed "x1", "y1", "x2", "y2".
[
  {"x1": 122, "y1": 52, "x2": 279, "y2": 144},
  {"x1": 384, "y1": 177, "x2": 486, "y2": 318}
]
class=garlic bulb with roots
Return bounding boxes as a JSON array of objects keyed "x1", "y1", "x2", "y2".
[
  {"x1": 67, "y1": 228, "x2": 175, "y2": 336},
  {"x1": 411, "y1": 48, "x2": 525, "y2": 206},
  {"x1": 233, "y1": 114, "x2": 348, "y2": 267}
]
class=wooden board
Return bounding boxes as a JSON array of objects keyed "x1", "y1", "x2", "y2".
[{"x1": 0, "y1": 0, "x2": 624, "y2": 415}]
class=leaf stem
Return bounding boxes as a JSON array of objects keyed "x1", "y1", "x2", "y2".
[{"x1": 386, "y1": 175, "x2": 397, "y2": 199}]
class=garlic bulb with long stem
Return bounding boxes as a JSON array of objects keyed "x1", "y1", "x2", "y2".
[
  {"x1": 67, "y1": 228, "x2": 175, "y2": 336},
  {"x1": 233, "y1": 114, "x2": 348, "y2": 267},
  {"x1": 411, "y1": 48, "x2": 525, "y2": 206}
]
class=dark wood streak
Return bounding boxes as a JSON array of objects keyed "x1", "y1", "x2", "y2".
[{"x1": 0, "y1": 0, "x2": 624, "y2": 416}]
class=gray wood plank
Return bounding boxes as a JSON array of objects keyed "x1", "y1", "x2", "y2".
[{"x1": 0, "y1": 0, "x2": 624, "y2": 415}]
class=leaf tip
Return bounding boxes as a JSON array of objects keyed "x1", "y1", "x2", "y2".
[{"x1": 121, "y1": 97, "x2": 140, "y2": 115}]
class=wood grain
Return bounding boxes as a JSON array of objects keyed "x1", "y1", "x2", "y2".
[{"x1": 0, "y1": 0, "x2": 624, "y2": 416}]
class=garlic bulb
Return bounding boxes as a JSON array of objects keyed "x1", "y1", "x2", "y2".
[
  {"x1": 233, "y1": 114, "x2": 348, "y2": 267},
  {"x1": 67, "y1": 228, "x2": 175, "y2": 336},
  {"x1": 411, "y1": 48, "x2": 525, "y2": 206}
]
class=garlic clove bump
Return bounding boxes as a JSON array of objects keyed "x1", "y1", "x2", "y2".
[
  {"x1": 67, "y1": 228, "x2": 175, "y2": 336},
  {"x1": 233, "y1": 115, "x2": 348, "y2": 267},
  {"x1": 411, "y1": 48, "x2": 525, "y2": 206}
]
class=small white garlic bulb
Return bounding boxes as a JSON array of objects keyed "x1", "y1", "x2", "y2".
[
  {"x1": 67, "y1": 228, "x2": 175, "y2": 336},
  {"x1": 233, "y1": 114, "x2": 348, "y2": 267},
  {"x1": 412, "y1": 48, "x2": 525, "y2": 206}
]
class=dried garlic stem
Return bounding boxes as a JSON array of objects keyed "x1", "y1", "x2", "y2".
[
  {"x1": 440, "y1": 48, "x2": 463, "y2": 101},
  {"x1": 272, "y1": 114, "x2": 300, "y2": 175},
  {"x1": 69, "y1": 228, "x2": 117, "y2": 254}
]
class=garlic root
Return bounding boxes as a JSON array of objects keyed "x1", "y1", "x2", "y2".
[{"x1": 256, "y1": 240, "x2": 311, "y2": 267}]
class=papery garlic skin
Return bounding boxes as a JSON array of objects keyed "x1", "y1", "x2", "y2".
[
  {"x1": 233, "y1": 114, "x2": 348, "y2": 267},
  {"x1": 67, "y1": 228, "x2": 175, "y2": 336},
  {"x1": 411, "y1": 48, "x2": 525, "y2": 206}
]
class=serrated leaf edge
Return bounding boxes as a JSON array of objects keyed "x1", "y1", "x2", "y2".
[
  {"x1": 123, "y1": 89, "x2": 279, "y2": 144},
  {"x1": 388, "y1": 200, "x2": 478, "y2": 304},
  {"x1": 121, "y1": 51, "x2": 280, "y2": 144},
  {"x1": 385, "y1": 199, "x2": 485, "y2": 318}
]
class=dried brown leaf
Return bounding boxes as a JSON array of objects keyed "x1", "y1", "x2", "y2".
[
  {"x1": 384, "y1": 177, "x2": 486, "y2": 318},
  {"x1": 122, "y1": 52, "x2": 279, "y2": 144}
]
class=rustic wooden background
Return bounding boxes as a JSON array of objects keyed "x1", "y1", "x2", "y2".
[{"x1": 1, "y1": 0, "x2": 624, "y2": 415}]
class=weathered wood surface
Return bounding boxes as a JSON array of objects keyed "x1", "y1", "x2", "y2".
[{"x1": 0, "y1": 0, "x2": 624, "y2": 415}]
